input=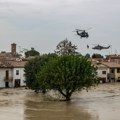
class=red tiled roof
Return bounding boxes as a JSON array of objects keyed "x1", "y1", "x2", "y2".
[
  {"x1": 0, "y1": 61, "x2": 13, "y2": 68},
  {"x1": 101, "y1": 62, "x2": 120, "y2": 68},
  {"x1": 107, "y1": 55, "x2": 120, "y2": 59},
  {"x1": 7, "y1": 61, "x2": 27, "y2": 68},
  {"x1": 0, "y1": 59, "x2": 27, "y2": 68}
]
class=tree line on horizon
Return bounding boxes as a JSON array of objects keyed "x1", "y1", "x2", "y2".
[{"x1": 24, "y1": 45, "x2": 110, "y2": 59}]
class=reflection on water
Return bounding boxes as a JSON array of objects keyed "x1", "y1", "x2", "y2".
[
  {"x1": 24, "y1": 93, "x2": 93, "y2": 120},
  {"x1": 0, "y1": 83, "x2": 120, "y2": 120}
]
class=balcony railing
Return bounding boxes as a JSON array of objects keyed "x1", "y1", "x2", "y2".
[{"x1": 4, "y1": 77, "x2": 13, "y2": 81}]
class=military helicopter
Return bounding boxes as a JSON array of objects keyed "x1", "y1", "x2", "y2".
[
  {"x1": 73, "y1": 28, "x2": 92, "y2": 38},
  {"x1": 92, "y1": 44, "x2": 111, "y2": 50}
]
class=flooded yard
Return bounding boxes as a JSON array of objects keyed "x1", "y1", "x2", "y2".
[{"x1": 0, "y1": 83, "x2": 120, "y2": 120}]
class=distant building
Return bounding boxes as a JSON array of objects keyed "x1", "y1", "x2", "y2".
[
  {"x1": 93, "y1": 62, "x2": 108, "y2": 83},
  {"x1": 106, "y1": 55, "x2": 120, "y2": 64},
  {"x1": 102, "y1": 62, "x2": 120, "y2": 82},
  {"x1": 11, "y1": 43, "x2": 17, "y2": 56},
  {"x1": 0, "y1": 43, "x2": 22, "y2": 61},
  {"x1": 0, "y1": 43, "x2": 28, "y2": 88},
  {"x1": 0, "y1": 60, "x2": 27, "y2": 88}
]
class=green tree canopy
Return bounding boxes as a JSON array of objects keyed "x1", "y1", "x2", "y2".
[
  {"x1": 36, "y1": 55, "x2": 98, "y2": 101},
  {"x1": 85, "y1": 53, "x2": 91, "y2": 58},
  {"x1": 25, "y1": 47, "x2": 40, "y2": 58},
  {"x1": 54, "y1": 38, "x2": 79, "y2": 55},
  {"x1": 92, "y1": 53, "x2": 103, "y2": 58},
  {"x1": 24, "y1": 53, "x2": 58, "y2": 89}
]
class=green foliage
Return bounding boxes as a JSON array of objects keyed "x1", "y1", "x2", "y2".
[
  {"x1": 24, "y1": 53, "x2": 58, "y2": 89},
  {"x1": 85, "y1": 53, "x2": 91, "y2": 58},
  {"x1": 92, "y1": 53, "x2": 103, "y2": 58},
  {"x1": 54, "y1": 38, "x2": 79, "y2": 55},
  {"x1": 36, "y1": 55, "x2": 98, "y2": 101},
  {"x1": 24, "y1": 57, "x2": 41, "y2": 89},
  {"x1": 25, "y1": 47, "x2": 40, "y2": 58}
]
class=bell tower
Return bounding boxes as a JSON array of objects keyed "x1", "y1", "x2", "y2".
[{"x1": 11, "y1": 43, "x2": 16, "y2": 55}]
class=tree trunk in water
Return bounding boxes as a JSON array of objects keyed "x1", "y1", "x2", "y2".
[
  {"x1": 65, "y1": 93, "x2": 71, "y2": 101},
  {"x1": 58, "y1": 88, "x2": 72, "y2": 101}
]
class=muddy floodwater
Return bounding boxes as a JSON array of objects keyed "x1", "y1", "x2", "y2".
[{"x1": 0, "y1": 83, "x2": 120, "y2": 120}]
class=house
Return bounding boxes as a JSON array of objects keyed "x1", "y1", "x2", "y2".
[
  {"x1": 0, "y1": 59, "x2": 27, "y2": 88},
  {"x1": 93, "y1": 62, "x2": 108, "y2": 83},
  {"x1": 106, "y1": 55, "x2": 120, "y2": 64},
  {"x1": 0, "y1": 43, "x2": 28, "y2": 88},
  {"x1": 91, "y1": 57, "x2": 120, "y2": 83},
  {"x1": 101, "y1": 62, "x2": 120, "y2": 82}
]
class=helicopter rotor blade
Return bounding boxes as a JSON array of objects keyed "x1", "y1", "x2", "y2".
[
  {"x1": 85, "y1": 27, "x2": 92, "y2": 31},
  {"x1": 92, "y1": 44, "x2": 99, "y2": 46},
  {"x1": 75, "y1": 29, "x2": 83, "y2": 31}
]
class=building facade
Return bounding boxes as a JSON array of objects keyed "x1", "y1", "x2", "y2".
[
  {"x1": 0, "y1": 60, "x2": 27, "y2": 88},
  {"x1": 93, "y1": 62, "x2": 108, "y2": 83},
  {"x1": 102, "y1": 62, "x2": 120, "y2": 82},
  {"x1": 0, "y1": 43, "x2": 28, "y2": 88}
]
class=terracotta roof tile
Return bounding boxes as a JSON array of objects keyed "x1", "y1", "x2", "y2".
[
  {"x1": 7, "y1": 61, "x2": 27, "y2": 68},
  {"x1": 0, "y1": 60, "x2": 27, "y2": 68},
  {"x1": 101, "y1": 62, "x2": 120, "y2": 68}
]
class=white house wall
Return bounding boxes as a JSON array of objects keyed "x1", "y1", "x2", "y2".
[
  {"x1": 13, "y1": 68, "x2": 26, "y2": 87},
  {"x1": 0, "y1": 68, "x2": 13, "y2": 88},
  {"x1": 97, "y1": 68, "x2": 109, "y2": 82}
]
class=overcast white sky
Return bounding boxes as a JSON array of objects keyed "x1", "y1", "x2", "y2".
[{"x1": 0, "y1": 0, "x2": 120, "y2": 56}]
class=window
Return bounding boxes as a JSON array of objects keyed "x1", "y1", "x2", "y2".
[
  {"x1": 117, "y1": 68, "x2": 120, "y2": 73},
  {"x1": 102, "y1": 71, "x2": 106, "y2": 74},
  {"x1": 6, "y1": 70, "x2": 9, "y2": 79},
  {"x1": 111, "y1": 69, "x2": 115, "y2": 73},
  {"x1": 16, "y1": 70, "x2": 19, "y2": 75}
]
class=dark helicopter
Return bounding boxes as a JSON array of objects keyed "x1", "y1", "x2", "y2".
[
  {"x1": 92, "y1": 44, "x2": 111, "y2": 50},
  {"x1": 73, "y1": 28, "x2": 92, "y2": 38}
]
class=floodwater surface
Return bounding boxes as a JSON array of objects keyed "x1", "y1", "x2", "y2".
[{"x1": 0, "y1": 83, "x2": 120, "y2": 120}]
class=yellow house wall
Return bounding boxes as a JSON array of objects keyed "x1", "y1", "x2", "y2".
[{"x1": 115, "y1": 68, "x2": 120, "y2": 81}]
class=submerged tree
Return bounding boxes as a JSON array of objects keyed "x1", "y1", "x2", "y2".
[{"x1": 36, "y1": 55, "x2": 98, "y2": 101}]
